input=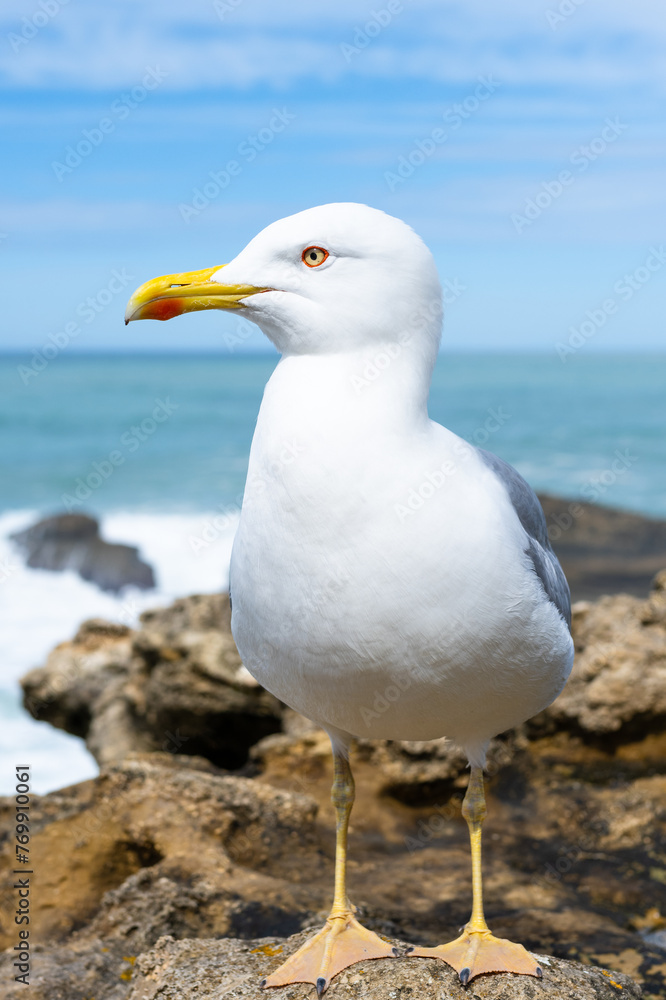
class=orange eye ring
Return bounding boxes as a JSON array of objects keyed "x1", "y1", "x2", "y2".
[{"x1": 302, "y1": 246, "x2": 329, "y2": 268}]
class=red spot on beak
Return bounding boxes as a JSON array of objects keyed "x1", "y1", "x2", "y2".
[{"x1": 143, "y1": 298, "x2": 186, "y2": 321}]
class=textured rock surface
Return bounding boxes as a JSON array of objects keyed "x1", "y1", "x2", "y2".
[
  {"x1": 0, "y1": 933, "x2": 643, "y2": 1000},
  {"x1": 21, "y1": 594, "x2": 283, "y2": 768},
  {"x1": 533, "y1": 572, "x2": 666, "y2": 739},
  {"x1": 0, "y1": 750, "x2": 656, "y2": 999},
  {"x1": 1, "y1": 737, "x2": 664, "y2": 997},
  {"x1": 10, "y1": 512, "x2": 155, "y2": 592},
  {"x1": 125, "y1": 936, "x2": 643, "y2": 999},
  {"x1": 0, "y1": 755, "x2": 319, "y2": 956}
]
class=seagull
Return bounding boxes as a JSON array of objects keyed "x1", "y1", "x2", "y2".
[{"x1": 125, "y1": 203, "x2": 574, "y2": 994}]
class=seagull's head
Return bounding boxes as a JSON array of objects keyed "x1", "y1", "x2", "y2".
[{"x1": 125, "y1": 203, "x2": 442, "y2": 356}]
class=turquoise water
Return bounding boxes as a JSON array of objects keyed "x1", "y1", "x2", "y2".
[{"x1": 1, "y1": 351, "x2": 665, "y2": 516}]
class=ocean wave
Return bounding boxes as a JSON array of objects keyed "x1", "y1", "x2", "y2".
[{"x1": 0, "y1": 508, "x2": 239, "y2": 794}]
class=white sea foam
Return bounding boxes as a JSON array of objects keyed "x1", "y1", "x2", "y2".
[{"x1": 0, "y1": 508, "x2": 239, "y2": 795}]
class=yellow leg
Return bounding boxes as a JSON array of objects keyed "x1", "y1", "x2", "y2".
[
  {"x1": 261, "y1": 751, "x2": 396, "y2": 995},
  {"x1": 408, "y1": 766, "x2": 543, "y2": 984}
]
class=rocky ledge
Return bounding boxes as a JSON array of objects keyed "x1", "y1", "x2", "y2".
[
  {"x1": 20, "y1": 593, "x2": 282, "y2": 769},
  {"x1": 4, "y1": 574, "x2": 666, "y2": 998},
  {"x1": 0, "y1": 755, "x2": 654, "y2": 999}
]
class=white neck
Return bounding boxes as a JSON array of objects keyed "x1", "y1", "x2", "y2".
[{"x1": 259, "y1": 341, "x2": 436, "y2": 443}]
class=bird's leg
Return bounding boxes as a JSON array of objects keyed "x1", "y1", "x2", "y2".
[
  {"x1": 408, "y1": 766, "x2": 543, "y2": 985},
  {"x1": 261, "y1": 750, "x2": 396, "y2": 995}
]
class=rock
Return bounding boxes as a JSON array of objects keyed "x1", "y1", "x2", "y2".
[
  {"x1": 248, "y1": 728, "x2": 666, "y2": 996},
  {"x1": 0, "y1": 940, "x2": 133, "y2": 1000},
  {"x1": 0, "y1": 755, "x2": 319, "y2": 956},
  {"x1": 125, "y1": 935, "x2": 641, "y2": 999},
  {"x1": 0, "y1": 935, "x2": 643, "y2": 1000},
  {"x1": 21, "y1": 595, "x2": 283, "y2": 769},
  {"x1": 538, "y1": 493, "x2": 666, "y2": 601},
  {"x1": 21, "y1": 618, "x2": 134, "y2": 740},
  {"x1": 0, "y1": 755, "x2": 651, "y2": 1000},
  {"x1": 355, "y1": 738, "x2": 472, "y2": 804},
  {"x1": 534, "y1": 576, "x2": 666, "y2": 741},
  {"x1": 252, "y1": 730, "x2": 472, "y2": 806},
  {"x1": 0, "y1": 754, "x2": 320, "y2": 1000},
  {"x1": 10, "y1": 512, "x2": 155, "y2": 593}
]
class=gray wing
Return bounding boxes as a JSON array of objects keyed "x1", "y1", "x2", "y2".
[{"x1": 477, "y1": 448, "x2": 571, "y2": 629}]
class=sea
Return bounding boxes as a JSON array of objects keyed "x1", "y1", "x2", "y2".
[{"x1": 1, "y1": 351, "x2": 665, "y2": 795}]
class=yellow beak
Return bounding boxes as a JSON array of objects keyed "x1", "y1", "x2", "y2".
[{"x1": 124, "y1": 265, "x2": 268, "y2": 324}]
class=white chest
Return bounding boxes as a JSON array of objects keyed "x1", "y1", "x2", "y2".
[{"x1": 228, "y1": 355, "x2": 573, "y2": 754}]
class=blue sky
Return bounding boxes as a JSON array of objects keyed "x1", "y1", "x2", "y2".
[{"x1": 1, "y1": 0, "x2": 665, "y2": 354}]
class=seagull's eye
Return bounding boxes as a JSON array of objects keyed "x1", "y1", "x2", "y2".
[{"x1": 302, "y1": 246, "x2": 329, "y2": 268}]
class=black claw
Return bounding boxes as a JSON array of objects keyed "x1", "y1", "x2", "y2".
[
  {"x1": 316, "y1": 976, "x2": 327, "y2": 997},
  {"x1": 260, "y1": 979, "x2": 267, "y2": 988},
  {"x1": 405, "y1": 946, "x2": 414, "y2": 954},
  {"x1": 392, "y1": 947, "x2": 400, "y2": 957},
  {"x1": 459, "y1": 967, "x2": 471, "y2": 986},
  {"x1": 536, "y1": 967, "x2": 543, "y2": 979}
]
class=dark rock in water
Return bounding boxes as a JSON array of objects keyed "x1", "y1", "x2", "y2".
[
  {"x1": 538, "y1": 493, "x2": 666, "y2": 601},
  {"x1": 10, "y1": 512, "x2": 155, "y2": 593}
]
